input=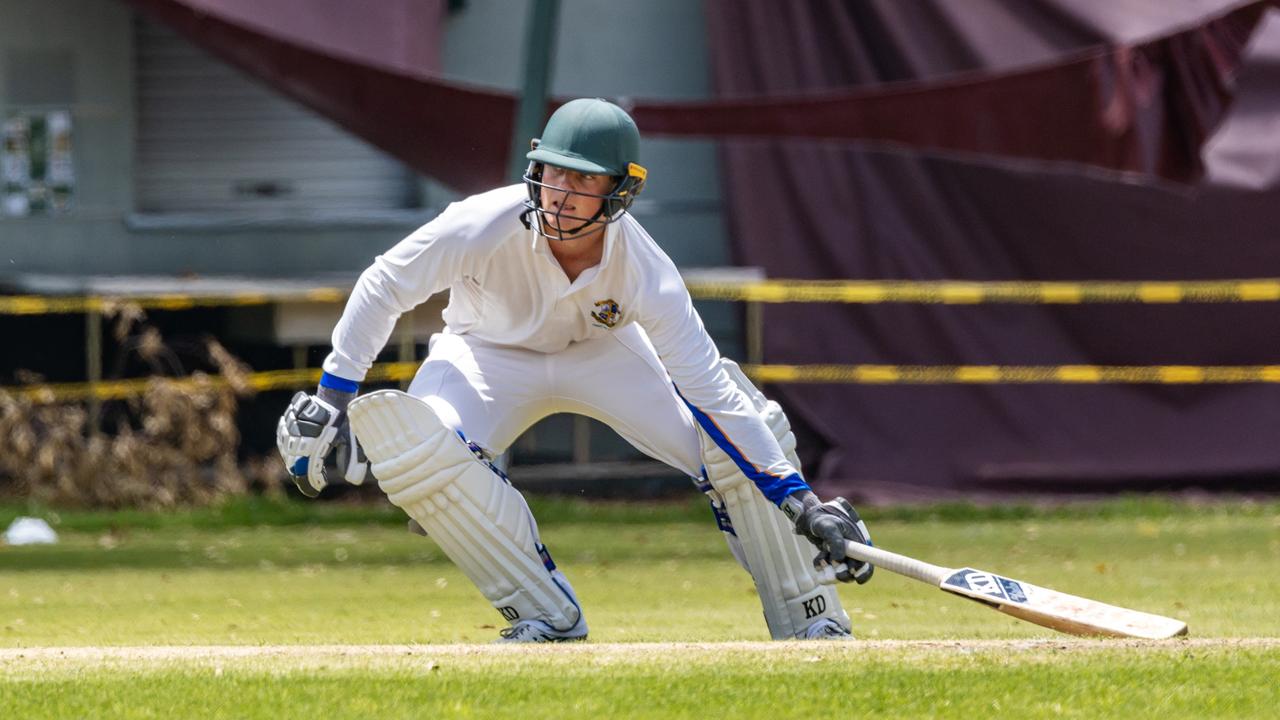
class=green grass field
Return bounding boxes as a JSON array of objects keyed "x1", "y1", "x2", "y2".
[{"x1": 2, "y1": 497, "x2": 1278, "y2": 718}]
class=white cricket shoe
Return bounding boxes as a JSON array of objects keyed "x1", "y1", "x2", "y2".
[
  {"x1": 801, "y1": 617, "x2": 854, "y2": 640},
  {"x1": 495, "y1": 619, "x2": 588, "y2": 644}
]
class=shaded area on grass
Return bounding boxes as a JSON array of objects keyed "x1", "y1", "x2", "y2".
[
  {"x1": 0, "y1": 522, "x2": 727, "y2": 572},
  {"x1": 5, "y1": 494, "x2": 1279, "y2": 533}
]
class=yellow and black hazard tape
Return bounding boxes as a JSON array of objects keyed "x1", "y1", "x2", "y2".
[
  {"x1": 0, "y1": 288, "x2": 348, "y2": 316},
  {"x1": 6, "y1": 278, "x2": 1280, "y2": 316},
  {"x1": 684, "y1": 279, "x2": 1280, "y2": 304},
  {"x1": 743, "y1": 364, "x2": 1280, "y2": 384},
  {"x1": 5, "y1": 363, "x2": 421, "y2": 404},
  {"x1": 8, "y1": 362, "x2": 1280, "y2": 405}
]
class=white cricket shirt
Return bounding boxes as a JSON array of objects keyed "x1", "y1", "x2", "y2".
[{"x1": 323, "y1": 184, "x2": 808, "y2": 503}]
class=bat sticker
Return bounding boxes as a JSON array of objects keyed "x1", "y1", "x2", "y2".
[
  {"x1": 944, "y1": 569, "x2": 1027, "y2": 603},
  {"x1": 998, "y1": 576, "x2": 1028, "y2": 603}
]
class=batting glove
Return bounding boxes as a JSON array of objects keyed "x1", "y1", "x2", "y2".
[
  {"x1": 275, "y1": 391, "x2": 368, "y2": 497},
  {"x1": 784, "y1": 492, "x2": 875, "y2": 584}
]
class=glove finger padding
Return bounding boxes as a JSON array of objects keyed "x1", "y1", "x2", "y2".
[
  {"x1": 794, "y1": 496, "x2": 875, "y2": 585},
  {"x1": 275, "y1": 391, "x2": 343, "y2": 497},
  {"x1": 831, "y1": 497, "x2": 874, "y2": 584},
  {"x1": 814, "y1": 554, "x2": 872, "y2": 584}
]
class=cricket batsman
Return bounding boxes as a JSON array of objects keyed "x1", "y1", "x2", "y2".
[{"x1": 276, "y1": 98, "x2": 874, "y2": 642}]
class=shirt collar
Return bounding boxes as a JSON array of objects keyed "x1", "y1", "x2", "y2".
[
  {"x1": 530, "y1": 222, "x2": 620, "y2": 297},
  {"x1": 601, "y1": 220, "x2": 618, "y2": 267},
  {"x1": 528, "y1": 219, "x2": 619, "y2": 270}
]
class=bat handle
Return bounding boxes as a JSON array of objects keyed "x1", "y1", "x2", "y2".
[{"x1": 818, "y1": 541, "x2": 952, "y2": 586}]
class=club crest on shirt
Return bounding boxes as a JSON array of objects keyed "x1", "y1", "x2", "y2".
[{"x1": 590, "y1": 298, "x2": 622, "y2": 328}]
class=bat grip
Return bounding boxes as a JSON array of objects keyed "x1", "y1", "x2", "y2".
[{"x1": 821, "y1": 542, "x2": 951, "y2": 586}]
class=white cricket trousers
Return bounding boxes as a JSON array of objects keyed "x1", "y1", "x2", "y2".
[{"x1": 406, "y1": 325, "x2": 704, "y2": 477}]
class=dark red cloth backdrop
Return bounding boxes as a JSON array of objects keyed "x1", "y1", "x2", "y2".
[
  {"x1": 126, "y1": 0, "x2": 1273, "y2": 191},
  {"x1": 640, "y1": 1, "x2": 1268, "y2": 183},
  {"x1": 706, "y1": 0, "x2": 1280, "y2": 499}
]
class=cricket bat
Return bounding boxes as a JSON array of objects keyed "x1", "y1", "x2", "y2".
[{"x1": 827, "y1": 541, "x2": 1188, "y2": 639}]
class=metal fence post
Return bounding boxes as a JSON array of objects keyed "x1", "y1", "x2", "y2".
[{"x1": 85, "y1": 302, "x2": 102, "y2": 433}]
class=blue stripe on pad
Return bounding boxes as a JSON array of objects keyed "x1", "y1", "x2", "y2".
[{"x1": 537, "y1": 544, "x2": 556, "y2": 571}]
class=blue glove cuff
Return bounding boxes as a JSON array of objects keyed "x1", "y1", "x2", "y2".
[{"x1": 319, "y1": 372, "x2": 360, "y2": 393}]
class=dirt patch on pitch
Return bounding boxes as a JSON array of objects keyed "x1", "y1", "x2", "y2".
[{"x1": 3, "y1": 636, "x2": 1278, "y2": 667}]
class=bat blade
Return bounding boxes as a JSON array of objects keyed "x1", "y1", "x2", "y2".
[
  {"x1": 939, "y1": 567, "x2": 1188, "y2": 639},
  {"x1": 835, "y1": 541, "x2": 1188, "y2": 639}
]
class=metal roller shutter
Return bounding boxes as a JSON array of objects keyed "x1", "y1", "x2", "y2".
[{"x1": 134, "y1": 16, "x2": 414, "y2": 214}]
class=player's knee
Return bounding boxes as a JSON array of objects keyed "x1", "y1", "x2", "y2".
[
  {"x1": 350, "y1": 390, "x2": 478, "y2": 512},
  {"x1": 373, "y1": 432, "x2": 463, "y2": 507}
]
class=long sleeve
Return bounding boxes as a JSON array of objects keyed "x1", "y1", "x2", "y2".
[
  {"x1": 638, "y1": 267, "x2": 810, "y2": 505},
  {"x1": 323, "y1": 212, "x2": 477, "y2": 382}
]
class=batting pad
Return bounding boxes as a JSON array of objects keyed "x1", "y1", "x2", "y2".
[
  {"x1": 701, "y1": 360, "x2": 850, "y2": 640},
  {"x1": 348, "y1": 390, "x2": 583, "y2": 632}
]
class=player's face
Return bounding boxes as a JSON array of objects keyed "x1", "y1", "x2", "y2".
[{"x1": 539, "y1": 165, "x2": 614, "y2": 231}]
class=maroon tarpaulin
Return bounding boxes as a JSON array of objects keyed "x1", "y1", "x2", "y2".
[
  {"x1": 125, "y1": 0, "x2": 1272, "y2": 191},
  {"x1": 707, "y1": 0, "x2": 1280, "y2": 500},
  {"x1": 641, "y1": 1, "x2": 1267, "y2": 183},
  {"x1": 164, "y1": 0, "x2": 444, "y2": 74}
]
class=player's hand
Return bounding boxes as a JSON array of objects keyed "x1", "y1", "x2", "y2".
[
  {"x1": 786, "y1": 493, "x2": 874, "y2": 584},
  {"x1": 275, "y1": 392, "x2": 368, "y2": 497}
]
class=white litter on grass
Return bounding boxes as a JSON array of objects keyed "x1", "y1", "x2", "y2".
[{"x1": 4, "y1": 517, "x2": 59, "y2": 546}]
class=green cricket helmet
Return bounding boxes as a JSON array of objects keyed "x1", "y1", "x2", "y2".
[{"x1": 521, "y1": 98, "x2": 648, "y2": 241}]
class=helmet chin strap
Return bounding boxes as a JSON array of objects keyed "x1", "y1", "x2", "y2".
[{"x1": 543, "y1": 203, "x2": 607, "y2": 241}]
